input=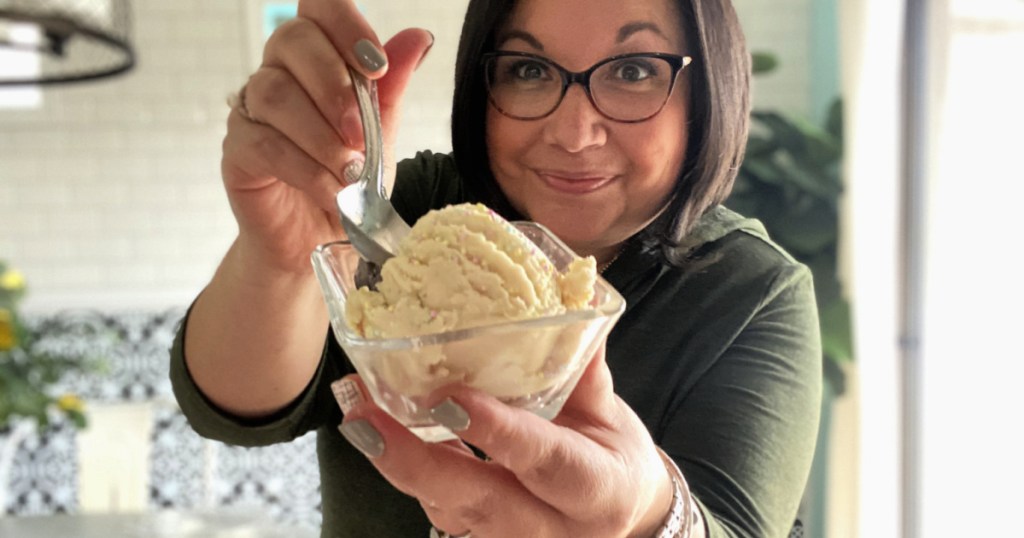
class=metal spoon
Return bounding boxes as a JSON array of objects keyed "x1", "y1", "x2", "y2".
[{"x1": 336, "y1": 67, "x2": 411, "y2": 266}]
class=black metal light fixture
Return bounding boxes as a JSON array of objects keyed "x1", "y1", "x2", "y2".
[{"x1": 0, "y1": 0, "x2": 135, "y2": 86}]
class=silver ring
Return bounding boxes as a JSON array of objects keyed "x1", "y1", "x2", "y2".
[
  {"x1": 429, "y1": 526, "x2": 471, "y2": 538},
  {"x1": 227, "y1": 83, "x2": 261, "y2": 124}
]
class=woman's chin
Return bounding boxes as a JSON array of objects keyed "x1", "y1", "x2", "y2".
[
  {"x1": 538, "y1": 224, "x2": 603, "y2": 257},
  {"x1": 517, "y1": 205, "x2": 620, "y2": 256}
]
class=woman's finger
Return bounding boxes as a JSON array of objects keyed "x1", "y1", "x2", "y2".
[
  {"x1": 550, "y1": 344, "x2": 618, "y2": 428},
  {"x1": 262, "y1": 17, "x2": 362, "y2": 147},
  {"x1": 418, "y1": 502, "x2": 470, "y2": 538},
  {"x1": 437, "y1": 347, "x2": 617, "y2": 476},
  {"x1": 423, "y1": 347, "x2": 664, "y2": 526},
  {"x1": 244, "y1": 65, "x2": 354, "y2": 180},
  {"x1": 341, "y1": 406, "x2": 569, "y2": 538},
  {"x1": 375, "y1": 28, "x2": 435, "y2": 149},
  {"x1": 259, "y1": 13, "x2": 432, "y2": 186},
  {"x1": 223, "y1": 107, "x2": 351, "y2": 215},
  {"x1": 262, "y1": 22, "x2": 433, "y2": 157},
  {"x1": 297, "y1": 0, "x2": 388, "y2": 78},
  {"x1": 430, "y1": 387, "x2": 615, "y2": 519}
]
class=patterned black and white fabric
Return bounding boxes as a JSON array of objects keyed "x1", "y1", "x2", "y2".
[
  {"x1": 1, "y1": 422, "x2": 78, "y2": 516},
  {"x1": 0, "y1": 309, "x2": 321, "y2": 530}
]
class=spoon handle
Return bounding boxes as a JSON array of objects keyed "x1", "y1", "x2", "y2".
[{"x1": 348, "y1": 67, "x2": 387, "y2": 199}]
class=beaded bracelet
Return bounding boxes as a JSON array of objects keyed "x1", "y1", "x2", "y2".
[{"x1": 654, "y1": 447, "x2": 705, "y2": 538}]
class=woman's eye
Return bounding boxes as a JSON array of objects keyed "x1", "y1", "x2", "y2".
[
  {"x1": 612, "y1": 61, "x2": 655, "y2": 82},
  {"x1": 512, "y1": 61, "x2": 550, "y2": 81}
]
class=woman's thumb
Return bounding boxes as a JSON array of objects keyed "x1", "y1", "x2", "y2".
[
  {"x1": 558, "y1": 344, "x2": 618, "y2": 420},
  {"x1": 376, "y1": 28, "x2": 434, "y2": 136}
]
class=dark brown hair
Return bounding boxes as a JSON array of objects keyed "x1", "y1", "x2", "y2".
[{"x1": 450, "y1": 0, "x2": 751, "y2": 253}]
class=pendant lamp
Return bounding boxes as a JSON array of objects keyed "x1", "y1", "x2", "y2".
[{"x1": 0, "y1": 0, "x2": 135, "y2": 86}]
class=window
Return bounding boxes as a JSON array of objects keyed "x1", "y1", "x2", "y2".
[
  {"x1": 0, "y1": 21, "x2": 42, "y2": 108},
  {"x1": 919, "y1": 1, "x2": 1024, "y2": 535}
]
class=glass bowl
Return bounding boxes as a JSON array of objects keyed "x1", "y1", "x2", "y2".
[{"x1": 311, "y1": 222, "x2": 626, "y2": 442}]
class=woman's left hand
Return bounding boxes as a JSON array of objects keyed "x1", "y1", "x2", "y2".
[{"x1": 336, "y1": 346, "x2": 673, "y2": 538}]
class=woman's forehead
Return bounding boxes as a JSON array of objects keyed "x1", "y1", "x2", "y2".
[{"x1": 498, "y1": 0, "x2": 686, "y2": 55}]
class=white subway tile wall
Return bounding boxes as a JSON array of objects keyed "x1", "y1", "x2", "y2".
[{"x1": 1, "y1": 0, "x2": 810, "y2": 312}]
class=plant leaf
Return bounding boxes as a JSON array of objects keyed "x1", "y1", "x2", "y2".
[
  {"x1": 752, "y1": 51, "x2": 778, "y2": 75},
  {"x1": 820, "y1": 299, "x2": 853, "y2": 363}
]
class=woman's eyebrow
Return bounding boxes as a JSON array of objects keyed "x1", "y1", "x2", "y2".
[
  {"x1": 497, "y1": 21, "x2": 666, "y2": 50},
  {"x1": 617, "y1": 21, "x2": 668, "y2": 43},
  {"x1": 496, "y1": 30, "x2": 545, "y2": 51}
]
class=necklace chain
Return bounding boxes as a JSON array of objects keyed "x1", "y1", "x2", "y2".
[{"x1": 598, "y1": 247, "x2": 624, "y2": 274}]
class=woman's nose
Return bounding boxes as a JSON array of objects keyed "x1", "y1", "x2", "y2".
[{"x1": 542, "y1": 85, "x2": 607, "y2": 153}]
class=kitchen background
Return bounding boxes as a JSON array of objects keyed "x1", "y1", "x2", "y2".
[
  {"x1": 5, "y1": 0, "x2": 1021, "y2": 537},
  {"x1": 0, "y1": 0, "x2": 836, "y2": 535}
]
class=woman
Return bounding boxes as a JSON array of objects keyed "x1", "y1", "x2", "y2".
[{"x1": 170, "y1": 0, "x2": 822, "y2": 536}]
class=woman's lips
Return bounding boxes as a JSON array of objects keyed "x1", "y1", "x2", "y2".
[{"x1": 535, "y1": 170, "x2": 616, "y2": 194}]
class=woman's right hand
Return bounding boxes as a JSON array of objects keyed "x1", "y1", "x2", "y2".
[
  {"x1": 221, "y1": 0, "x2": 433, "y2": 276},
  {"x1": 183, "y1": 1, "x2": 430, "y2": 417}
]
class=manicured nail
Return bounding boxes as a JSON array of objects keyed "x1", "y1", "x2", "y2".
[
  {"x1": 416, "y1": 31, "x2": 435, "y2": 69},
  {"x1": 429, "y1": 398, "x2": 470, "y2": 432},
  {"x1": 343, "y1": 159, "x2": 364, "y2": 185},
  {"x1": 353, "y1": 39, "x2": 387, "y2": 72},
  {"x1": 331, "y1": 377, "x2": 365, "y2": 414},
  {"x1": 338, "y1": 420, "x2": 384, "y2": 458}
]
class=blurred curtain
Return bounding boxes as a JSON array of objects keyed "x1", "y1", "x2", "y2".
[{"x1": 841, "y1": 0, "x2": 1024, "y2": 536}]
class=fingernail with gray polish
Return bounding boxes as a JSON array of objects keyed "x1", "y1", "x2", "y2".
[
  {"x1": 354, "y1": 39, "x2": 387, "y2": 72},
  {"x1": 429, "y1": 398, "x2": 470, "y2": 432},
  {"x1": 339, "y1": 420, "x2": 384, "y2": 458}
]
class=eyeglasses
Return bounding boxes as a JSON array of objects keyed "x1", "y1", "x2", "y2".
[{"x1": 482, "y1": 51, "x2": 692, "y2": 123}]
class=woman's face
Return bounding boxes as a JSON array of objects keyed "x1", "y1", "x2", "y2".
[{"x1": 486, "y1": 0, "x2": 690, "y2": 259}]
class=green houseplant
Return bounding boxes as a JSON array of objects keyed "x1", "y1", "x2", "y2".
[
  {"x1": 0, "y1": 261, "x2": 98, "y2": 430},
  {"x1": 1, "y1": 260, "x2": 110, "y2": 514},
  {"x1": 729, "y1": 54, "x2": 853, "y2": 394}
]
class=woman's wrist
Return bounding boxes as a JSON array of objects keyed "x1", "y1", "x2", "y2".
[{"x1": 652, "y1": 447, "x2": 705, "y2": 538}]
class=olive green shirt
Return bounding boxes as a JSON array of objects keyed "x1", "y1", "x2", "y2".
[{"x1": 170, "y1": 151, "x2": 822, "y2": 538}]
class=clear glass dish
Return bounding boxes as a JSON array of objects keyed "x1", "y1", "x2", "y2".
[{"x1": 311, "y1": 222, "x2": 626, "y2": 442}]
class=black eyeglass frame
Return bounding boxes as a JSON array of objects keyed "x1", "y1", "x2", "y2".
[{"x1": 482, "y1": 51, "x2": 692, "y2": 123}]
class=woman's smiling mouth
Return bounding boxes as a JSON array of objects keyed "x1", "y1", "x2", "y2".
[{"x1": 534, "y1": 169, "x2": 618, "y2": 194}]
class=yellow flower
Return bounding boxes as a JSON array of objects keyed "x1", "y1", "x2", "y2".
[
  {"x1": 0, "y1": 268, "x2": 26, "y2": 292},
  {"x1": 56, "y1": 394, "x2": 85, "y2": 414},
  {"x1": 0, "y1": 308, "x2": 15, "y2": 350}
]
